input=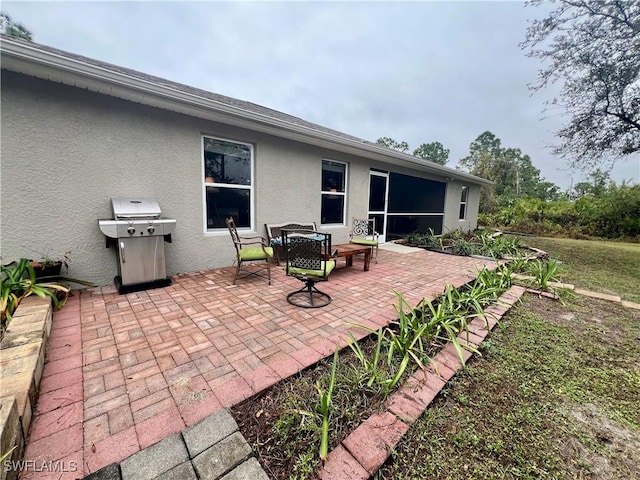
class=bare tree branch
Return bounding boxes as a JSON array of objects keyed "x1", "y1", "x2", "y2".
[{"x1": 522, "y1": 0, "x2": 640, "y2": 170}]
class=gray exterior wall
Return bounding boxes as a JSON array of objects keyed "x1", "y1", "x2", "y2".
[
  {"x1": 1, "y1": 71, "x2": 479, "y2": 286},
  {"x1": 443, "y1": 182, "x2": 481, "y2": 232}
]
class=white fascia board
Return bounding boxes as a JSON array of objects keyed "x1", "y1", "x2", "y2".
[{"x1": 1, "y1": 38, "x2": 493, "y2": 186}]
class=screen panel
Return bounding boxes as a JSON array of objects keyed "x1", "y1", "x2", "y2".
[
  {"x1": 388, "y1": 173, "x2": 446, "y2": 213},
  {"x1": 369, "y1": 175, "x2": 387, "y2": 212},
  {"x1": 386, "y1": 215, "x2": 443, "y2": 240}
]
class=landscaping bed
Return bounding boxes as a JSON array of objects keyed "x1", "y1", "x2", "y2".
[
  {"x1": 402, "y1": 228, "x2": 536, "y2": 259},
  {"x1": 0, "y1": 296, "x2": 53, "y2": 475},
  {"x1": 231, "y1": 335, "x2": 395, "y2": 479},
  {"x1": 521, "y1": 236, "x2": 640, "y2": 303},
  {"x1": 231, "y1": 262, "x2": 528, "y2": 479}
]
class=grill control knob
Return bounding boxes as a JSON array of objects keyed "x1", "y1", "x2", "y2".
[
  {"x1": 127, "y1": 226, "x2": 136, "y2": 235},
  {"x1": 147, "y1": 225, "x2": 155, "y2": 234}
]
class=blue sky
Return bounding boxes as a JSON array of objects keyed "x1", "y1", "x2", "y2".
[{"x1": 4, "y1": 1, "x2": 639, "y2": 189}]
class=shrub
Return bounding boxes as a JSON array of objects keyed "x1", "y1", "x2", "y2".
[
  {"x1": 482, "y1": 183, "x2": 640, "y2": 240},
  {"x1": 451, "y1": 239, "x2": 477, "y2": 256},
  {"x1": 405, "y1": 229, "x2": 441, "y2": 248}
]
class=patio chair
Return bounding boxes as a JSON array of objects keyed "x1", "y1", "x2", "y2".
[
  {"x1": 349, "y1": 217, "x2": 379, "y2": 263},
  {"x1": 226, "y1": 217, "x2": 274, "y2": 285},
  {"x1": 283, "y1": 229, "x2": 336, "y2": 308}
]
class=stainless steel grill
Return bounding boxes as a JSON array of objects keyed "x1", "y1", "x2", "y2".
[{"x1": 98, "y1": 197, "x2": 176, "y2": 294}]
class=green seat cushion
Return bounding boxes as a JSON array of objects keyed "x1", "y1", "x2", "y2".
[
  {"x1": 351, "y1": 238, "x2": 378, "y2": 246},
  {"x1": 289, "y1": 260, "x2": 336, "y2": 278},
  {"x1": 239, "y1": 246, "x2": 274, "y2": 261}
]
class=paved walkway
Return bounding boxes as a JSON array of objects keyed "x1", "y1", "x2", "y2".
[{"x1": 21, "y1": 247, "x2": 495, "y2": 478}]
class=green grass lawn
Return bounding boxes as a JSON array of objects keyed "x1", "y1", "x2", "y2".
[
  {"x1": 378, "y1": 294, "x2": 640, "y2": 479},
  {"x1": 519, "y1": 236, "x2": 640, "y2": 303}
]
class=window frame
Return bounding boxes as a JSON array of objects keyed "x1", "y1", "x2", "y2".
[
  {"x1": 202, "y1": 135, "x2": 255, "y2": 234},
  {"x1": 321, "y1": 159, "x2": 348, "y2": 226},
  {"x1": 459, "y1": 185, "x2": 468, "y2": 220}
]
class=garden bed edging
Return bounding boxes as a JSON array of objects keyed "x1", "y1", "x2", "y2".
[{"x1": 0, "y1": 296, "x2": 52, "y2": 480}]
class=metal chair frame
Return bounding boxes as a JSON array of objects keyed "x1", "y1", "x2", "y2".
[
  {"x1": 283, "y1": 229, "x2": 335, "y2": 308},
  {"x1": 349, "y1": 217, "x2": 380, "y2": 263},
  {"x1": 226, "y1": 217, "x2": 272, "y2": 285}
]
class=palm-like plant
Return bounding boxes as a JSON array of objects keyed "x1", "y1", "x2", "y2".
[
  {"x1": 420, "y1": 293, "x2": 480, "y2": 363},
  {"x1": 451, "y1": 238, "x2": 477, "y2": 256},
  {"x1": 474, "y1": 265, "x2": 513, "y2": 299},
  {"x1": 386, "y1": 292, "x2": 438, "y2": 367},
  {"x1": 1, "y1": 258, "x2": 71, "y2": 338}
]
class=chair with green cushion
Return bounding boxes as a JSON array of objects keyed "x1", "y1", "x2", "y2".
[
  {"x1": 226, "y1": 217, "x2": 274, "y2": 285},
  {"x1": 283, "y1": 229, "x2": 336, "y2": 308},
  {"x1": 349, "y1": 217, "x2": 379, "y2": 263}
]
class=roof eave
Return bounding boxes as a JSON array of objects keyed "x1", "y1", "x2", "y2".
[{"x1": 0, "y1": 37, "x2": 493, "y2": 186}]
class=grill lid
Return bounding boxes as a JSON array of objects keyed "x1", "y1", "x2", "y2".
[{"x1": 111, "y1": 197, "x2": 162, "y2": 219}]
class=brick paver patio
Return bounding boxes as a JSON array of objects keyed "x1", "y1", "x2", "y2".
[{"x1": 20, "y1": 247, "x2": 495, "y2": 478}]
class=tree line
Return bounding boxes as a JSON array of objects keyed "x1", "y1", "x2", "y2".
[
  {"x1": 377, "y1": 130, "x2": 564, "y2": 209},
  {"x1": 376, "y1": 129, "x2": 638, "y2": 239},
  {"x1": 374, "y1": 0, "x2": 639, "y2": 239}
]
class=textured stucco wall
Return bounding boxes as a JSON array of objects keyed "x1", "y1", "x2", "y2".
[
  {"x1": 467, "y1": 184, "x2": 481, "y2": 230},
  {"x1": 443, "y1": 182, "x2": 480, "y2": 232},
  {"x1": 0, "y1": 72, "x2": 358, "y2": 284},
  {"x1": 1, "y1": 71, "x2": 480, "y2": 286}
]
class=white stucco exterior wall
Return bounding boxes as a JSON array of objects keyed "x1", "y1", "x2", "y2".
[
  {"x1": 1, "y1": 71, "x2": 481, "y2": 286},
  {"x1": 443, "y1": 182, "x2": 480, "y2": 232}
]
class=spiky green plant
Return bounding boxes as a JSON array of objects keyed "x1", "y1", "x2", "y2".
[
  {"x1": 477, "y1": 232, "x2": 522, "y2": 259},
  {"x1": 316, "y1": 348, "x2": 339, "y2": 460},
  {"x1": 347, "y1": 328, "x2": 389, "y2": 390},
  {"x1": 525, "y1": 259, "x2": 561, "y2": 291},
  {"x1": 457, "y1": 281, "x2": 500, "y2": 318},
  {"x1": 404, "y1": 228, "x2": 441, "y2": 248},
  {"x1": 419, "y1": 294, "x2": 479, "y2": 363},
  {"x1": 474, "y1": 265, "x2": 513, "y2": 298},
  {"x1": 1, "y1": 258, "x2": 71, "y2": 338},
  {"x1": 451, "y1": 239, "x2": 477, "y2": 256},
  {"x1": 386, "y1": 292, "x2": 439, "y2": 368},
  {"x1": 444, "y1": 228, "x2": 465, "y2": 241}
]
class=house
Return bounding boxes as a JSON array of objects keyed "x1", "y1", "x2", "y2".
[{"x1": 0, "y1": 35, "x2": 492, "y2": 286}]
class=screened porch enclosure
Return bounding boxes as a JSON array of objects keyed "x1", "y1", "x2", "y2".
[{"x1": 369, "y1": 171, "x2": 446, "y2": 241}]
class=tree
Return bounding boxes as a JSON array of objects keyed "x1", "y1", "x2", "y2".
[
  {"x1": 413, "y1": 141, "x2": 449, "y2": 165},
  {"x1": 376, "y1": 137, "x2": 450, "y2": 164},
  {"x1": 0, "y1": 13, "x2": 32, "y2": 41},
  {"x1": 458, "y1": 131, "x2": 560, "y2": 212},
  {"x1": 375, "y1": 137, "x2": 409, "y2": 153},
  {"x1": 534, "y1": 180, "x2": 564, "y2": 202},
  {"x1": 522, "y1": 1, "x2": 640, "y2": 170},
  {"x1": 572, "y1": 169, "x2": 612, "y2": 197}
]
